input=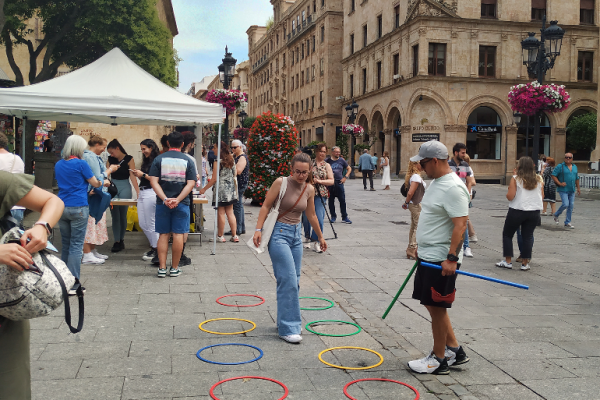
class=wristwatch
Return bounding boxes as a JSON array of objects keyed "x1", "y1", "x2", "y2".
[
  {"x1": 35, "y1": 221, "x2": 52, "y2": 235},
  {"x1": 447, "y1": 253, "x2": 459, "y2": 263}
]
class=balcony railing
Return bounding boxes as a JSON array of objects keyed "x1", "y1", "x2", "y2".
[
  {"x1": 286, "y1": 15, "x2": 314, "y2": 44},
  {"x1": 252, "y1": 55, "x2": 269, "y2": 73}
]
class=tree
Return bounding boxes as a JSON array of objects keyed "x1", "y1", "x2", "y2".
[
  {"x1": 0, "y1": 0, "x2": 6, "y2": 34},
  {"x1": 567, "y1": 112, "x2": 597, "y2": 152}
]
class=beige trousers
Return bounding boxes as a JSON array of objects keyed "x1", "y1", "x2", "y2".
[{"x1": 407, "y1": 203, "x2": 421, "y2": 250}]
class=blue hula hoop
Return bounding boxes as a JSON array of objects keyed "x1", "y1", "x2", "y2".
[{"x1": 196, "y1": 343, "x2": 264, "y2": 365}]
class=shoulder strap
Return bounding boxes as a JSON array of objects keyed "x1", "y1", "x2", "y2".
[
  {"x1": 272, "y1": 177, "x2": 287, "y2": 212},
  {"x1": 279, "y1": 182, "x2": 308, "y2": 220}
]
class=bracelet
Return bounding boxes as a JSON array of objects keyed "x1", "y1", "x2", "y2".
[{"x1": 255, "y1": 228, "x2": 262, "y2": 232}]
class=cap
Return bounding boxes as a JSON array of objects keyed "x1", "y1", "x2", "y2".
[{"x1": 410, "y1": 140, "x2": 448, "y2": 162}]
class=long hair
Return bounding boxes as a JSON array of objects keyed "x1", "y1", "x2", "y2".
[
  {"x1": 516, "y1": 156, "x2": 542, "y2": 190},
  {"x1": 219, "y1": 141, "x2": 234, "y2": 169},
  {"x1": 107, "y1": 139, "x2": 128, "y2": 155},
  {"x1": 292, "y1": 152, "x2": 314, "y2": 184},
  {"x1": 404, "y1": 161, "x2": 421, "y2": 188},
  {"x1": 140, "y1": 139, "x2": 160, "y2": 173}
]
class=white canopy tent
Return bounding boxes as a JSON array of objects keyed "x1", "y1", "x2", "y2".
[{"x1": 0, "y1": 47, "x2": 227, "y2": 254}]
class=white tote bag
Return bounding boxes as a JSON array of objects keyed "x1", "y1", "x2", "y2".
[{"x1": 247, "y1": 177, "x2": 287, "y2": 254}]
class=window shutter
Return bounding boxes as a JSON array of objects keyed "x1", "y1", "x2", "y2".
[
  {"x1": 481, "y1": 0, "x2": 497, "y2": 4},
  {"x1": 581, "y1": 0, "x2": 594, "y2": 9},
  {"x1": 532, "y1": 0, "x2": 546, "y2": 8}
]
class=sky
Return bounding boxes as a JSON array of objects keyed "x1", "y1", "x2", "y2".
[{"x1": 172, "y1": 0, "x2": 273, "y2": 93}]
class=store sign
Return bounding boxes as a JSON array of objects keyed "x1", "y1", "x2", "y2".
[
  {"x1": 413, "y1": 125, "x2": 440, "y2": 132},
  {"x1": 468, "y1": 125, "x2": 501, "y2": 134},
  {"x1": 412, "y1": 133, "x2": 440, "y2": 142}
]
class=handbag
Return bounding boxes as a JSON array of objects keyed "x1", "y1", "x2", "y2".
[
  {"x1": 246, "y1": 177, "x2": 288, "y2": 254},
  {"x1": 0, "y1": 227, "x2": 84, "y2": 333},
  {"x1": 107, "y1": 179, "x2": 118, "y2": 198},
  {"x1": 400, "y1": 182, "x2": 408, "y2": 197}
]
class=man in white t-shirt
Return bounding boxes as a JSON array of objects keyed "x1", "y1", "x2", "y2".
[
  {"x1": 0, "y1": 132, "x2": 26, "y2": 224},
  {"x1": 407, "y1": 140, "x2": 471, "y2": 375}
]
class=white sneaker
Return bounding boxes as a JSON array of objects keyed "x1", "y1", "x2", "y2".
[
  {"x1": 464, "y1": 247, "x2": 473, "y2": 258},
  {"x1": 82, "y1": 252, "x2": 105, "y2": 264},
  {"x1": 495, "y1": 260, "x2": 512, "y2": 269},
  {"x1": 92, "y1": 249, "x2": 108, "y2": 260},
  {"x1": 553, "y1": 216, "x2": 559, "y2": 225},
  {"x1": 565, "y1": 223, "x2": 575, "y2": 229},
  {"x1": 407, "y1": 352, "x2": 449, "y2": 375},
  {"x1": 469, "y1": 235, "x2": 478, "y2": 243},
  {"x1": 314, "y1": 241, "x2": 323, "y2": 253},
  {"x1": 521, "y1": 263, "x2": 531, "y2": 271},
  {"x1": 279, "y1": 334, "x2": 302, "y2": 344},
  {"x1": 304, "y1": 242, "x2": 312, "y2": 249}
]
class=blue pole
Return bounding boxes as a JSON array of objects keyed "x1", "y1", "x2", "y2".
[{"x1": 420, "y1": 261, "x2": 529, "y2": 290}]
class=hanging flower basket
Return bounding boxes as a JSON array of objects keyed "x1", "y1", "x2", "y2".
[
  {"x1": 508, "y1": 81, "x2": 571, "y2": 116},
  {"x1": 232, "y1": 127, "x2": 250, "y2": 141},
  {"x1": 342, "y1": 124, "x2": 365, "y2": 137},
  {"x1": 205, "y1": 89, "x2": 248, "y2": 115}
]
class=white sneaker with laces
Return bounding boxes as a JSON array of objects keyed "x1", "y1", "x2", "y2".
[
  {"x1": 495, "y1": 260, "x2": 512, "y2": 269},
  {"x1": 464, "y1": 247, "x2": 473, "y2": 258},
  {"x1": 92, "y1": 249, "x2": 108, "y2": 260},
  {"x1": 553, "y1": 216, "x2": 559, "y2": 225},
  {"x1": 407, "y1": 352, "x2": 449, "y2": 375},
  {"x1": 469, "y1": 235, "x2": 478, "y2": 243},
  {"x1": 82, "y1": 252, "x2": 105, "y2": 264},
  {"x1": 304, "y1": 242, "x2": 312, "y2": 249},
  {"x1": 314, "y1": 241, "x2": 323, "y2": 253},
  {"x1": 279, "y1": 334, "x2": 302, "y2": 344},
  {"x1": 521, "y1": 263, "x2": 531, "y2": 271}
]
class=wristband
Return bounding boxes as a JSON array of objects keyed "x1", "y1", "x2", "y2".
[
  {"x1": 163, "y1": 198, "x2": 168, "y2": 204},
  {"x1": 255, "y1": 228, "x2": 262, "y2": 232}
]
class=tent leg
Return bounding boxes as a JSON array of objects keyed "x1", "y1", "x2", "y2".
[{"x1": 211, "y1": 124, "x2": 223, "y2": 255}]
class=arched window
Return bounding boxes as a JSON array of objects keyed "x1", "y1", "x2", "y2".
[{"x1": 467, "y1": 106, "x2": 502, "y2": 160}]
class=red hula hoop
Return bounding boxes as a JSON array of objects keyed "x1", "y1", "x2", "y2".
[
  {"x1": 343, "y1": 378, "x2": 420, "y2": 400},
  {"x1": 209, "y1": 376, "x2": 289, "y2": 399},
  {"x1": 216, "y1": 294, "x2": 265, "y2": 307}
]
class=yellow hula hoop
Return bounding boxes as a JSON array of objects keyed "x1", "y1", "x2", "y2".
[
  {"x1": 198, "y1": 318, "x2": 256, "y2": 335},
  {"x1": 318, "y1": 346, "x2": 384, "y2": 370}
]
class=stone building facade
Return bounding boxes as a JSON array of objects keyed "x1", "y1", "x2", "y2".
[
  {"x1": 341, "y1": 0, "x2": 599, "y2": 180},
  {"x1": 247, "y1": 0, "x2": 345, "y2": 148}
]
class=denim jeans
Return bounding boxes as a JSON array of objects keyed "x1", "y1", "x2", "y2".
[
  {"x1": 10, "y1": 209, "x2": 25, "y2": 226},
  {"x1": 268, "y1": 221, "x2": 303, "y2": 336},
  {"x1": 463, "y1": 232, "x2": 469, "y2": 249},
  {"x1": 555, "y1": 191, "x2": 575, "y2": 225},
  {"x1": 328, "y1": 182, "x2": 348, "y2": 220},
  {"x1": 233, "y1": 185, "x2": 247, "y2": 233},
  {"x1": 302, "y1": 195, "x2": 327, "y2": 241},
  {"x1": 58, "y1": 206, "x2": 89, "y2": 280}
]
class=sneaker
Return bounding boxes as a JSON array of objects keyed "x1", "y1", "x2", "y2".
[
  {"x1": 68, "y1": 281, "x2": 86, "y2": 296},
  {"x1": 521, "y1": 263, "x2": 531, "y2": 271},
  {"x1": 370, "y1": 188, "x2": 376, "y2": 191},
  {"x1": 342, "y1": 218, "x2": 352, "y2": 224},
  {"x1": 92, "y1": 249, "x2": 109, "y2": 260},
  {"x1": 217, "y1": 236, "x2": 226, "y2": 243},
  {"x1": 408, "y1": 352, "x2": 449, "y2": 375},
  {"x1": 230, "y1": 235, "x2": 240, "y2": 243},
  {"x1": 110, "y1": 242, "x2": 122, "y2": 253},
  {"x1": 331, "y1": 217, "x2": 337, "y2": 223},
  {"x1": 445, "y1": 346, "x2": 470, "y2": 367},
  {"x1": 279, "y1": 334, "x2": 302, "y2": 344},
  {"x1": 82, "y1": 252, "x2": 105, "y2": 264},
  {"x1": 314, "y1": 241, "x2": 323, "y2": 253},
  {"x1": 495, "y1": 260, "x2": 512, "y2": 269},
  {"x1": 364, "y1": 187, "x2": 367, "y2": 191},
  {"x1": 304, "y1": 242, "x2": 312, "y2": 249},
  {"x1": 169, "y1": 267, "x2": 181, "y2": 277},
  {"x1": 565, "y1": 223, "x2": 575, "y2": 229},
  {"x1": 157, "y1": 268, "x2": 167, "y2": 278},
  {"x1": 151, "y1": 255, "x2": 160, "y2": 265},
  {"x1": 179, "y1": 253, "x2": 191, "y2": 266},
  {"x1": 553, "y1": 216, "x2": 559, "y2": 225},
  {"x1": 464, "y1": 247, "x2": 473, "y2": 258},
  {"x1": 469, "y1": 235, "x2": 478, "y2": 243},
  {"x1": 541, "y1": 212, "x2": 548, "y2": 216},
  {"x1": 142, "y1": 249, "x2": 156, "y2": 261}
]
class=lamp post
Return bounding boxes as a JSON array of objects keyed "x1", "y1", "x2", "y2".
[
  {"x1": 521, "y1": 17, "x2": 565, "y2": 169},
  {"x1": 218, "y1": 46, "x2": 237, "y2": 144},
  {"x1": 345, "y1": 99, "x2": 359, "y2": 178},
  {"x1": 238, "y1": 109, "x2": 248, "y2": 143}
]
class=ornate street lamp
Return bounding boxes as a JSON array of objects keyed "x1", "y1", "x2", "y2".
[
  {"x1": 513, "y1": 112, "x2": 522, "y2": 125},
  {"x1": 218, "y1": 46, "x2": 237, "y2": 143},
  {"x1": 345, "y1": 99, "x2": 359, "y2": 178},
  {"x1": 520, "y1": 16, "x2": 565, "y2": 169}
]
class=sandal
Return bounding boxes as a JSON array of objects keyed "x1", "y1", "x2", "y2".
[
  {"x1": 217, "y1": 236, "x2": 226, "y2": 243},
  {"x1": 230, "y1": 235, "x2": 240, "y2": 243}
]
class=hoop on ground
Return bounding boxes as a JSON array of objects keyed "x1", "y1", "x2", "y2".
[
  {"x1": 199, "y1": 318, "x2": 256, "y2": 335},
  {"x1": 196, "y1": 343, "x2": 263, "y2": 365},
  {"x1": 305, "y1": 320, "x2": 362, "y2": 337},
  {"x1": 344, "y1": 378, "x2": 420, "y2": 400},
  {"x1": 299, "y1": 296, "x2": 335, "y2": 310},
  {"x1": 216, "y1": 294, "x2": 266, "y2": 307},
  {"x1": 318, "y1": 346, "x2": 383, "y2": 370},
  {"x1": 209, "y1": 376, "x2": 288, "y2": 399}
]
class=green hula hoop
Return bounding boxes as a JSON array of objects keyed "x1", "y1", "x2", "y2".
[
  {"x1": 305, "y1": 320, "x2": 362, "y2": 337},
  {"x1": 299, "y1": 296, "x2": 335, "y2": 311}
]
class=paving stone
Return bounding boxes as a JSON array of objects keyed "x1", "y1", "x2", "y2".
[
  {"x1": 31, "y1": 377, "x2": 124, "y2": 400},
  {"x1": 77, "y1": 356, "x2": 171, "y2": 378},
  {"x1": 466, "y1": 384, "x2": 544, "y2": 400},
  {"x1": 522, "y1": 377, "x2": 600, "y2": 400}
]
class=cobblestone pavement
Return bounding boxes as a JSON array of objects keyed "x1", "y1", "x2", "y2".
[{"x1": 29, "y1": 179, "x2": 600, "y2": 399}]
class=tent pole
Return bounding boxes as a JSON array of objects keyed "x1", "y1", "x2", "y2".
[{"x1": 211, "y1": 124, "x2": 223, "y2": 255}]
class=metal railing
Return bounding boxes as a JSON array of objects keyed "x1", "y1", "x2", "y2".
[
  {"x1": 287, "y1": 15, "x2": 314, "y2": 43},
  {"x1": 579, "y1": 174, "x2": 600, "y2": 189}
]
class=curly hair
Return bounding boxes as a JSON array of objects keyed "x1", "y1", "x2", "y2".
[{"x1": 404, "y1": 161, "x2": 422, "y2": 188}]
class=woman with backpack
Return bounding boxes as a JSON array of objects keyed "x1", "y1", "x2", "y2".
[{"x1": 402, "y1": 160, "x2": 426, "y2": 260}]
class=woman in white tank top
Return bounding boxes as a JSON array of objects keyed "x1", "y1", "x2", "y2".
[{"x1": 495, "y1": 157, "x2": 543, "y2": 271}]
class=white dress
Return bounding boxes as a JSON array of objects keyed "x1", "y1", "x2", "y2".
[{"x1": 381, "y1": 157, "x2": 391, "y2": 186}]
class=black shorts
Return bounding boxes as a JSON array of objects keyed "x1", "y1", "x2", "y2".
[{"x1": 412, "y1": 258, "x2": 460, "y2": 309}]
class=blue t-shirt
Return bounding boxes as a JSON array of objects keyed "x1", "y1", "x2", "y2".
[
  {"x1": 552, "y1": 162, "x2": 579, "y2": 193},
  {"x1": 54, "y1": 158, "x2": 94, "y2": 207},
  {"x1": 326, "y1": 157, "x2": 349, "y2": 181},
  {"x1": 149, "y1": 150, "x2": 196, "y2": 205}
]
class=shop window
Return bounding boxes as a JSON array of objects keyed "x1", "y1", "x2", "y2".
[
  {"x1": 479, "y1": 46, "x2": 496, "y2": 77},
  {"x1": 467, "y1": 106, "x2": 502, "y2": 160},
  {"x1": 428, "y1": 43, "x2": 446, "y2": 76},
  {"x1": 531, "y1": 0, "x2": 546, "y2": 21},
  {"x1": 481, "y1": 0, "x2": 496, "y2": 18},
  {"x1": 581, "y1": 0, "x2": 595, "y2": 24},
  {"x1": 577, "y1": 51, "x2": 594, "y2": 82}
]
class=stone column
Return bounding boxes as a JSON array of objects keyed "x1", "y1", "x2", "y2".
[
  {"x1": 505, "y1": 126, "x2": 518, "y2": 184},
  {"x1": 451, "y1": 30, "x2": 458, "y2": 76},
  {"x1": 470, "y1": 31, "x2": 478, "y2": 77},
  {"x1": 443, "y1": 125, "x2": 468, "y2": 153},
  {"x1": 500, "y1": 33, "x2": 508, "y2": 79},
  {"x1": 554, "y1": 127, "x2": 567, "y2": 160},
  {"x1": 400, "y1": 125, "x2": 413, "y2": 176},
  {"x1": 570, "y1": 37, "x2": 578, "y2": 82},
  {"x1": 384, "y1": 128, "x2": 393, "y2": 156},
  {"x1": 418, "y1": 27, "x2": 428, "y2": 76}
]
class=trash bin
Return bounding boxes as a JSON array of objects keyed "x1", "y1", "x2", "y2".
[{"x1": 34, "y1": 152, "x2": 56, "y2": 189}]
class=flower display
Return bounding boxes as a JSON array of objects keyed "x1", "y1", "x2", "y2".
[
  {"x1": 205, "y1": 89, "x2": 248, "y2": 115},
  {"x1": 508, "y1": 81, "x2": 571, "y2": 116},
  {"x1": 245, "y1": 111, "x2": 299, "y2": 203},
  {"x1": 232, "y1": 127, "x2": 250, "y2": 141},
  {"x1": 342, "y1": 124, "x2": 365, "y2": 137}
]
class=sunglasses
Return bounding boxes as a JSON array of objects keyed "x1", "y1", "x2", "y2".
[
  {"x1": 565, "y1": 156, "x2": 572, "y2": 159},
  {"x1": 419, "y1": 158, "x2": 434, "y2": 168},
  {"x1": 231, "y1": 146, "x2": 239, "y2": 149}
]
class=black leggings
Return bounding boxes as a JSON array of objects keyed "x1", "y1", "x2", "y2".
[{"x1": 502, "y1": 208, "x2": 540, "y2": 259}]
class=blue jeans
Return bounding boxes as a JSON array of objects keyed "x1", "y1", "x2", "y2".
[
  {"x1": 555, "y1": 191, "x2": 575, "y2": 225},
  {"x1": 233, "y1": 185, "x2": 247, "y2": 233},
  {"x1": 10, "y1": 209, "x2": 24, "y2": 225},
  {"x1": 302, "y1": 196, "x2": 327, "y2": 241},
  {"x1": 268, "y1": 221, "x2": 303, "y2": 336},
  {"x1": 58, "y1": 206, "x2": 89, "y2": 280},
  {"x1": 463, "y1": 232, "x2": 469, "y2": 249},
  {"x1": 328, "y1": 182, "x2": 347, "y2": 220}
]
